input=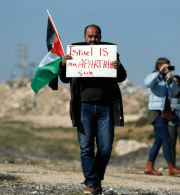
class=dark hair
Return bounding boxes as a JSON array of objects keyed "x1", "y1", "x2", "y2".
[
  {"x1": 154, "y1": 57, "x2": 170, "y2": 72},
  {"x1": 173, "y1": 75, "x2": 180, "y2": 83},
  {"x1": 84, "y1": 24, "x2": 101, "y2": 35}
]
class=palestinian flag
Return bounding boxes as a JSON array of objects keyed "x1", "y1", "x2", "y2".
[{"x1": 31, "y1": 10, "x2": 65, "y2": 93}]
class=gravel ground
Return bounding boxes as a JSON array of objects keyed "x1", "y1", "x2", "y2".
[
  {"x1": 0, "y1": 183, "x2": 180, "y2": 195},
  {"x1": 1, "y1": 148, "x2": 180, "y2": 195},
  {"x1": 1, "y1": 144, "x2": 180, "y2": 195}
]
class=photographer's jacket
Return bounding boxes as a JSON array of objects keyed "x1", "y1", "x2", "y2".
[
  {"x1": 144, "y1": 71, "x2": 179, "y2": 111},
  {"x1": 59, "y1": 42, "x2": 127, "y2": 127}
]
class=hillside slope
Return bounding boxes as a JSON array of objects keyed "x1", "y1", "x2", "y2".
[{"x1": 0, "y1": 78, "x2": 148, "y2": 127}]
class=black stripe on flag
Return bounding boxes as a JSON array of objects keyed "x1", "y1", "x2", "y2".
[
  {"x1": 46, "y1": 17, "x2": 58, "y2": 90},
  {"x1": 46, "y1": 17, "x2": 55, "y2": 52}
]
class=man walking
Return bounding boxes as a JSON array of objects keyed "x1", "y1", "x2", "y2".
[{"x1": 59, "y1": 24, "x2": 127, "y2": 194}]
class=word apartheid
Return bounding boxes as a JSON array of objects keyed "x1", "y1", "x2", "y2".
[
  {"x1": 66, "y1": 45, "x2": 117, "y2": 77},
  {"x1": 68, "y1": 59, "x2": 113, "y2": 69}
]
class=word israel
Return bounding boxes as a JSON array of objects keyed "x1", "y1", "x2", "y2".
[
  {"x1": 66, "y1": 45, "x2": 117, "y2": 77},
  {"x1": 68, "y1": 45, "x2": 109, "y2": 56}
]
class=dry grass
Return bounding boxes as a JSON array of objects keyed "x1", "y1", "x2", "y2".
[{"x1": 0, "y1": 118, "x2": 180, "y2": 160}]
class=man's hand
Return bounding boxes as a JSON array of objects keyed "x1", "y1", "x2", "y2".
[
  {"x1": 170, "y1": 104, "x2": 173, "y2": 108},
  {"x1": 166, "y1": 72, "x2": 172, "y2": 83},
  {"x1": 62, "y1": 55, "x2": 73, "y2": 67},
  {"x1": 111, "y1": 60, "x2": 121, "y2": 70}
]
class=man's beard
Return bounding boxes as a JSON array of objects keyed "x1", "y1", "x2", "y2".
[{"x1": 87, "y1": 40, "x2": 99, "y2": 45}]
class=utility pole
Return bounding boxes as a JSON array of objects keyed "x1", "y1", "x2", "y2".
[
  {"x1": 15, "y1": 44, "x2": 28, "y2": 79},
  {"x1": 22, "y1": 45, "x2": 28, "y2": 78},
  {"x1": 15, "y1": 44, "x2": 36, "y2": 80}
]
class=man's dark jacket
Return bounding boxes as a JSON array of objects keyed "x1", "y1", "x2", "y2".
[{"x1": 59, "y1": 42, "x2": 127, "y2": 127}]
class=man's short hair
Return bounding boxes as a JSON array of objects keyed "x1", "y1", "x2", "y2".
[
  {"x1": 84, "y1": 24, "x2": 101, "y2": 35},
  {"x1": 173, "y1": 75, "x2": 180, "y2": 83}
]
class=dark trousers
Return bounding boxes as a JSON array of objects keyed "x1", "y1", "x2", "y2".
[
  {"x1": 168, "y1": 125, "x2": 180, "y2": 164},
  {"x1": 149, "y1": 115, "x2": 172, "y2": 162}
]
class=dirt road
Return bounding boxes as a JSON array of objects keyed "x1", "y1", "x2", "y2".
[{"x1": 1, "y1": 162, "x2": 180, "y2": 192}]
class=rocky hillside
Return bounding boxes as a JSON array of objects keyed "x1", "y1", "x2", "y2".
[
  {"x1": 119, "y1": 79, "x2": 148, "y2": 115},
  {"x1": 0, "y1": 78, "x2": 148, "y2": 124}
]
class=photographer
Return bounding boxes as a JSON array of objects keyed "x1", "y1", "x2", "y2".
[
  {"x1": 144, "y1": 57, "x2": 180, "y2": 176},
  {"x1": 168, "y1": 75, "x2": 180, "y2": 166}
]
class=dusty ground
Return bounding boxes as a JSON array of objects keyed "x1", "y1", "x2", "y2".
[
  {"x1": 1, "y1": 116, "x2": 180, "y2": 193},
  {"x1": 1, "y1": 163, "x2": 180, "y2": 192}
]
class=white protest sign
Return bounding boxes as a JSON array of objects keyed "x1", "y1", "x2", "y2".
[{"x1": 66, "y1": 45, "x2": 117, "y2": 77}]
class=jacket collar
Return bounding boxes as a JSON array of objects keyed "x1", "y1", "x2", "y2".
[{"x1": 158, "y1": 73, "x2": 166, "y2": 80}]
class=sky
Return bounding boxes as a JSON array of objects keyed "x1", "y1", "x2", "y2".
[{"x1": 1, "y1": 0, "x2": 180, "y2": 89}]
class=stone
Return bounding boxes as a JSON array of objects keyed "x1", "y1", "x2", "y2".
[{"x1": 115, "y1": 139, "x2": 152, "y2": 156}]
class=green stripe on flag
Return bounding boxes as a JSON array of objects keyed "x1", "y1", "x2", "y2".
[{"x1": 31, "y1": 58, "x2": 62, "y2": 93}]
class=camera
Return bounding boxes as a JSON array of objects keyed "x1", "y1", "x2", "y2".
[{"x1": 168, "y1": 66, "x2": 175, "y2": 71}]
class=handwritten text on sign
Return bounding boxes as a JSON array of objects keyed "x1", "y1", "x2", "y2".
[{"x1": 66, "y1": 45, "x2": 117, "y2": 77}]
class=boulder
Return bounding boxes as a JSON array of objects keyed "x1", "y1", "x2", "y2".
[{"x1": 115, "y1": 139, "x2": 152, "y2": 156}]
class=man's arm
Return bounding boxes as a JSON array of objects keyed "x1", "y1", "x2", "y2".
[
  {"x1": 110, "y1": 53, "x2": 127, "y2": 82},
  {"x1": 116, "y1": 63, "x2": 127, "y2": 82},
  {"x1": 59, "y1": 55, "x2": 72, "y2": 83}
]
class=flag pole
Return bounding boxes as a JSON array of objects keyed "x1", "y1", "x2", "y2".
[{"x1": 46, "y1": 9, "x2": 65, "y2": 56}]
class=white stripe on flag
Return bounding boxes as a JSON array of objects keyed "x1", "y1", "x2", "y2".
[{"x1": 39, "y1": 52, "x2": 60, "y2": 68}]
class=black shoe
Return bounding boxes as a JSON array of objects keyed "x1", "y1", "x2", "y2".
[{"x1": 94, "y1": 186, "x2": 102, "y2": 195}]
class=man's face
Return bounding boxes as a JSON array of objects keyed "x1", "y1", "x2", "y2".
[{"x1": 84, "y1": 26, "x2": 102, "y2": 45}]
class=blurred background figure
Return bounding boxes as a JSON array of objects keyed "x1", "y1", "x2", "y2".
[
  {"x1": 144, "y1": 57, "x2": 180, "y2": 176},
  {"x1": 168, "y1": 75, "x2": 180, "y2": 166}
]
